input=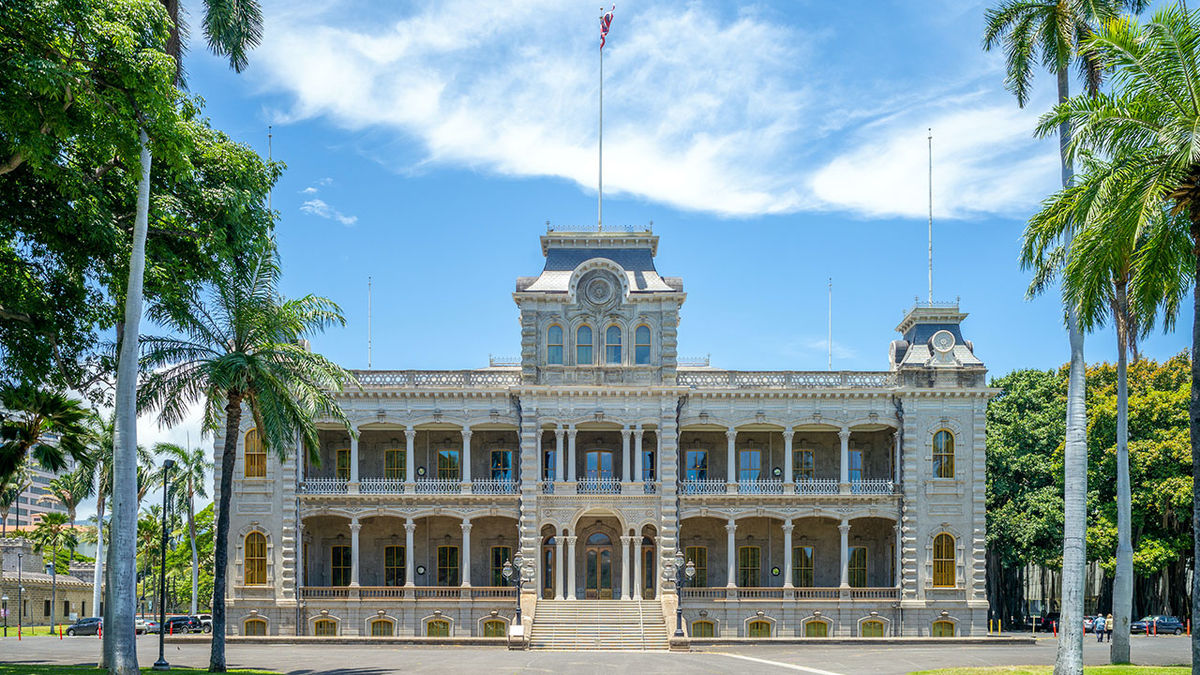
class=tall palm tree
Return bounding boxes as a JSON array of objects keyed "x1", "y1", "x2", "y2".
[
  {"x1": 156, "y1": 442, "x2": 212, "y2": 615},
  {"x1": 30, "y1": 512, "x2": 79, "y2": 630},
  {"x1": 1033, "y1": 6, "x2": 1200, "y2": 667},
  {"x1": 0, "y1": 385, "x2": 93, "y2": 480},
  {"x1": 39, "y1": 466, "x2": 95, "y2": 561},
  {"x1": 983, "y1": 1, "x2": 1146, "y2": 669},
  {"x1": 139, "y1": 248, "x2": 352, "y2": 672}
]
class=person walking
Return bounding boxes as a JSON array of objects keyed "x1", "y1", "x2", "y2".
[
  {"x1": 1095, "y1": 614, "x2": 1107, "y2": 642},
  {"x1": 1106, "y1": 613, "x2": 1114, "y2": 642}
]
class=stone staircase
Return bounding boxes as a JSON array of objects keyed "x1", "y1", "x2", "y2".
[{"x1": 529, "y1": 600, "x2": 669, "y2": 650}]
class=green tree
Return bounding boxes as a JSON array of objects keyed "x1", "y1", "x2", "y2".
[
  {"x1": 0, "y1": 460, "x2": 31, "y2": 536},
  {"x1": 30, "y1": 512, "x2": 79, "y2": 628},
  {"x1": 139, "y1": 249, "x2": 353, "y2": 670},
  {"x1": 0, "y1": 386, "x2": 92, "y2": 480},
  {"x1": 39, "y1": 466, "x2": 95, "y2": 560},
  {"x1": 156, "y1": 441, "x2": 212, "y2": 615}
]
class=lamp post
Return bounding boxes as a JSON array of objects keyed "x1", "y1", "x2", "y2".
[
  {"x1": 153, "y1": 458, "x2": 175, "y2": 671},
  {"x1": 502, "y1": 552, "x2": 526, "y2": 626},
  {"x1": 17, "y1": 551, "x2": 22, "y2": 638},
  {"x1": 46, "y1": 561, "x2": 57, "y2": 637},
  {"x1": 2, "y1": 594, "x2": 8, "y2": 637},
  {"x1": 668, "y1": 550, "x2": 695, "y2": 638}
]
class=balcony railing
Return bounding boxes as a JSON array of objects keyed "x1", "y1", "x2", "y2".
[
  {"x1": 576, "y1": 478, "x2": 621, "y2": 494},
  {"x1": 351, "y1": 369, "x2": 521, "y2": 388},
  {"x1": 299, "y1": 478, "x2": 347, "y2": 495},
  {"x1": 794, "y1": 479, "x2": 839, "y2": 495},
  {"x1": 851, "y1": 479, "x2": 896, "y2": 495},
  {"x1": 680, "y1": 586, "x2": 898, "y2": 600},
  {"x1": 737, "y1": 479, "x2": 783, "y2": 495},
  {"x1": 677, "y1": 370, "x2": 896, "y2": 390},
  {"x1": 360, "y1": 478, "x2": 406, "y2": 494},
  {"x1": 681, "y1": 479, "x2": 727, "y2": 495},
  {"x1": 642, "y1": 481, "x2": 658, "y2": 494},
  {"x1": 300, "y1": 586, "x2": 350, "y2": 598},
  {"x1": 850, "y1": 587, "x2": 899, "y2": 599},
  {"x1": 302, "y1": 586, "x2": 517, "y2": 600},
  {"x1": 471, "y1": 479, "x2": 518, "y2": 495},
  {"x1": 414, "y1": 478, "x2": 462, "y2": 494}
]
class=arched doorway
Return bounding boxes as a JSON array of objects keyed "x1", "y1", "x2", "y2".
[
  {"x1": 542, "y1": 533, "x2": 557, "y2": 599},
  {"x1": 641, "y1": 536, "x2": 656, "y2": 599},
  {"x1": 585, "y1": 532, "x2": 614, "y2": 599}
]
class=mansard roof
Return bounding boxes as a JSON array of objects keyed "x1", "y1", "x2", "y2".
[{"x1": 517, "y1": 229, "x2": 681, "y2": 294}]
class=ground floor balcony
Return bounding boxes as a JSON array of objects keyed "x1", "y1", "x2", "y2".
[
  {"x1": 680, "y1": 586, "x2": 899, "y2": 601},
  {"x1": 299, "y1": 586, "x2": 516, "y2": 600}
]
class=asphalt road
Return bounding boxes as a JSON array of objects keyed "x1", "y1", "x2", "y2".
[{"x1": 0, "y1": 634, "x2": 1191, "y2": 674}]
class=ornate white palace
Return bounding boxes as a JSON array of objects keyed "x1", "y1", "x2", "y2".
[{"x1": 218, "y1": 228, "x2": 993, "y2": 643}]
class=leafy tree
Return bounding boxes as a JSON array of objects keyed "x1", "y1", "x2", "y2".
[
  {"x1": 0, "y1": 386, "x2": 92, "y2": 480},
  {"x1": 39, "y1": 466, "x2": 95, "y2": 560},
  {"x1": 0, "y1": 460, "x2": 31, "y2": 536},
  {"x1": 30, "y1": 512, "x2": 79, "y2": 627}
]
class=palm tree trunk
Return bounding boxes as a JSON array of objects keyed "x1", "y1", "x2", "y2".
[
  {"x1": 1189, "y1": 220, "x2": 1200, "y2": 674},
  {"x1": 188, "y1": 491, "x2": 198, "y2": 615},
  {"x1": 1054, "y1": 64, "x2": 1087, "y2": 675},
  {"x1": 92, "y1": 486, "x2": 104, "y2": 623},
  {"x1": 210, "y1": 394, "x2": 243, "y2": 673},
  {"x1": 1111, "y1": 279, "x2": 1134, "y2": 664},
  {"x1": 107, "y1": 127, "x2": 152, "y2": 675}
]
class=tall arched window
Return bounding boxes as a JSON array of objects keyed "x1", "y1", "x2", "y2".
[
  {"x1": 547, "y1": 324, "x2": 564, "y2": 365},
  {"x1": 933, "y1": 533, "x2": 956, "y2": 587},
  {"x1": 576, "y1": 325, "x2": 593, "y2": 365},
  {"x1": 605, "y1": 325, "x2": 622, "y2": 364},
  {"x1": 933, "y1": 430, "x2": 955, "y2": 478},
  {"x1": 634, "y1": 325, "x2": 651, "y2": 364},
  {"x1": 244, "y1": 532, "x2": 267, "y2": 585},
  {"x1": 244, "y1": 429, "x2": 265, "y2": 478}
]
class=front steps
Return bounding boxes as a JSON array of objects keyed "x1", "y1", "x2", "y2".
[{"x1": 529, "y1": 599, "x2": 669, "y2": 650}]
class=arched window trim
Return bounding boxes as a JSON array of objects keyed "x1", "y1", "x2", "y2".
[
  {"x1": 369, "y1": 618, "x2": 395, "y2": 636},
  {"x1": 932, "y1": 619, "x2": 956, "y2": 637},
  {"x1": 547, "y1": 324, "x2": 564, "y2": 365},
  {"x1": 634, "y1": 324, "x2": 651, "y2": 365},
  {"x1": 605, "y1": 324, "x2": 622, "y2": 364},
  {"x1": 243, "y1": 531, "x2": 267, "y2": 586},
  {"x1": 243, "y1": 617, "x2": 268, "y2": 636},
  {"x1": 932, "y1": 532, "x2": 956, "y2": 588},
  {"x1": 313, "y1": 618, "x2": 338, "y2": 636},
  {"x1": 243, "y1": 429, "x2": 266, "y2": 478},
  {"x1": 576, "y1": 324, "x2": 594, "y2": 365},
  {"x1": 691, "y1": 619, "x2": 717, "y2": 637},
  {"x1": 932, "y1": 429, "x2": 955, "y2": 479}
]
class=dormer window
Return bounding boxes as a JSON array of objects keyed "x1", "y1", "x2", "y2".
[
  {"x1": 547, "y1": 324, "x2": 563, "y2": 365},
  {"x1": 577, "y1": 325, "x2": 593, "y2": 365},
  {"x1": 635, "y1": 325, "x2": 651, "y2": 364},
  {"x1": 605, "y1": 325, "x2": 622, "y2": 364}
]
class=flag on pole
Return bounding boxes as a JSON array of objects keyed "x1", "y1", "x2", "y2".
[{"x1": 600, "y1": 5, "x2": 615, "y2": 49}]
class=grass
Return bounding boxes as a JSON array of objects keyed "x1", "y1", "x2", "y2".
[
  {"x1": 912, "y1": 668, "x2": 1190, "y2": 675},
  {"x1": 0, "y1": 667, "x2": 278, "y2": 675},
  {"x1": 0, "y1": 624, "x2": 72, "y2": 637}
]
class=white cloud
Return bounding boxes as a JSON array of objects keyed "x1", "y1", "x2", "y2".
[
  {"x1": 300, "y1": 197, "x2": 358, "y2": 226},
  {"x1": 300, "y1": 186, "x2": 318, "y2": 194}
]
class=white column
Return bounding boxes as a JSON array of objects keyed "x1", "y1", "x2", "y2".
[
  {"x1": 621, "y1": 427, "x2": 632, "y2": 481},
  {"x1": 404, "y1": 519, "x2": 416, "y2": 587},
  {"x1": 782, "y1": 519, "x2": 794, "y2": 588},
  {"x1": 783, "y1": 430, "x2": 794, "y2": 485},
  {"x1": 893, "y1": 429, "x2": 901, "y2": 484},
  {"x1": 634, "y1": 537, "x2": 643, "y2": 599},
  {"x1": 633, "y1": 427, "x2": 644, "y2": 482},
  {"x1": 725, "y1": 518, "x2": 737, "y2": 587},
  {"x1": 460, "y1": 519, "x2": 472, "y2": 587},
  {"x1": 621, "y1": 536, "x2": 632, "y2": 600},
  {"x1": 894, "y1": 522, "x2": 903, "y2": 587},
  {"x1": 554, "y1": 427, "x2": 565, "y2": 482},
  {"x1": 565, "y1": 536, "x2": 577, "y2": 600},
  {"x1": 405, "y1": 428, "x2": 416, "y2": 485},
  {"x1": 567, "y1": 426, "x2": 577, "y2": 482},
  {"x1": 349, "y1": 517, "x2": 361, "y2": 587},
  {"x1": 461, "y1": 428, "x2": 472, "y2": 483},
  {"x1": 839, "y1": 518, "x2": 850, "y2": 588},
  {"x1": 555, "y1": 531, "x2": 565, "y2": 600},
  {"x1": 297, "y1": 533, "x2": 306, "y2": 589},
  {"x1": 656, "y1": 430, "x2": 662, "y2": 480},
  {"x1": 349, "y1": 431, "x2": 360, "y2": 483},
  {"x1": 839, "y1": 427, "x2": 851, "y2": 490},
  {"x1": 726, "y1": 429, "x2": 737, "y2": 484}
]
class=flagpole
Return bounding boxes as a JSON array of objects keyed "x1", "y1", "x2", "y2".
[
  {"x1": 598, "y1": 7, "x2": 604, "y2": 232},
  {"x1": 927, "y1": 128, "x2": 933, "y2": 306}
]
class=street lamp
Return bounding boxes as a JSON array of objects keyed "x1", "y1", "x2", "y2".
[
  {"x1": 46, "y1": 562, "x2": 57, "y2": 637},
  {"x1": 668, "y1": 550, "x2": 696, "y2": 638},
  {"x1": 502, "y1": 552, "x2": 526, "y2": 626},
  {"x1": 153, "y1": 458, "x2": 175, "y2": 671},
  {"x1": 17, "y1": 551, "x2": 22, "y2": 638}
]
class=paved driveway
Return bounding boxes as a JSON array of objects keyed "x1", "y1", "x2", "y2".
[{"x1": 0, "y1": 634, "x2": 1191, "y2": 674}]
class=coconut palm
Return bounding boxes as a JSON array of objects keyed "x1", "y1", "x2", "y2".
[
  {"x1": 982, "y1": 1, "x2": 1147, "y2": 669},
  {"x1": 39, "y1": 466, "x2": 95, "y2": 561},
  {"x1": 0, "y1": 385, "x2": 93, "y2": 480},
  {"x1": 30, "y1": 511, "x2": 79, "y2": 630},
  {"x1": 1033, "y1": 6, "x2": 1200, "y2": 667},
  {"x1": 138, "y1": 248, "x2": 352, "y2": 671},
  {"x1": 155, "y1": 441, "x2": 212, "y2": 615}
]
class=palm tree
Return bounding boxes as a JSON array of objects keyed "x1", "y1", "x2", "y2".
[
  {"x1": 156, "y1": 442, "x2": 212, "y2": 615},
  {"x1": 982, "y1": 1, "x2": 1146, "y2": 670},
  {"x1": 139, "y1": 248, "x2": 352, "y2": 672},
  {"x1": 1033, "y1": 6, "x2": 1200, "y2": 667},
  {"x1": 39, "y1": 466, "x2": 95, "y2": 561},
  {"x1": 0, "y1": 461, "x2": 31, "y2": 536},
  {"x1": 0, "y1": 385, "x2": 93, "y2": 480},
  {"x1": 87, "y1": 414, "x2": 114, "y2": 630},
  {"x1": 30, "y1": 512, "x2": 79, "y2": 630}
]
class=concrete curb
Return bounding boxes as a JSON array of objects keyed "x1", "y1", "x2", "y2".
[
  {"x1": 688, "y1": 636, "x2": 1036, "y2": 647},
  {"x1": 164, "y1": 635, "x2": 509, "y2": 647}
]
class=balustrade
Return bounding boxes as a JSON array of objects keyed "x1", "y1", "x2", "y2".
[
  {"x1": 351, "y1": 370, "x2": 521, "y2": 388},
  {"x1": 414, "y1": 478, "x2": 463, "y2": 494},
  {"x1": 677, "y1": 370, "x2": 896, "y2": 389},
  {"x1": 850, "y1": 479, "x2": 896, "y2": 495},
  {"x1": 736, "y1": 479, "x2": 783, "y2": 495},
  {"x1": 576, "y1": 477, "x2": 622, "y2": 494},
  {"x1": 680, "y1": 479, "x2": 727, "y2": 495},
  {"x1": 359, "y1": 478, "x2": 406, "y2": 494},
  {"x1": 678, "y1": 586, "x2": 897, "y2": 600},
  {"x1": 471, "y1": 479, "x2": 518, "y2": 495},
  {"x1": 299, "y1": 478, "x2": 348, "y2": 495},
  {"x1": 794, "y1": 478, "x2": 839, "y2": 495}
]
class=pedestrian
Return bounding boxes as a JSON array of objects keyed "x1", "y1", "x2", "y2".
[
  {"x1": 1094, "y1": 614, "x2": 1106, "y2": 642},
  {"x1": 1106, "y1": 613, "x2": 1114, "y2": 642}
]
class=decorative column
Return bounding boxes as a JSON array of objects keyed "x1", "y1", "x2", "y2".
[
  {"x1": 782, "y1": 519, "x2": 794, "y2": 588},
  {"x1": 893, "y1": 429, "x2": 901, "y2": 485},
  {"x1": 893, "y1": 522, "x2": 903, "y2": 586},
  {"x1": 349, "y1": 430, "x2": 360, "y2": 485},
  {"x1": 838, "y1": 426, "x2": 851, "y2": 493},
  {"x1": 839, "y1": 518, "x2": 850, "y2": 588},
  {"x1": 726, "y1": 429, "x2": 737, "y2": 484},
  {"x1": 783, "y1": 429, "x2": 794, "y2": 485},
  {"x1": 620, "y1": 535, "x2": 632, "y2": 600},
  {"x1": 566, "y1": 425, "x2": 577, "y2": 482},
  {"x1": 725, "y1": 518, "x2": 737, "y2": 587},
  {"x1": 554, "y1": 427, "x2": 565, "y2": 482},
  {"x1": 555, "y1": 530, "x2": 565, "y2": 600},
  {"x1": 633, "y1": 427, "x2": 644, "y2": 482},
  {"x1": 404, "y1": 519, "x2": 416, "y2": 587},
  {"x1": 633, "y1": 537, "x2": 643, "y2": 599},
  {"x1": 349, "y1": 517, "x2": 361, "y2": 587},
  {"x1": 405, "y1": 428, "x2": 416, "y2": 486},
  {"x1": 621, "y1": 426, "x2": 632, "y2": 482},
  {"x1": 461, "y1": 428, "x2": 472, "y2": 484},
  {"x1": 460, "y1": 519, "x2": 472, "y2": 587},
  {"x1": 564, "y1": 535, "x2": 578, "y2": 600}
]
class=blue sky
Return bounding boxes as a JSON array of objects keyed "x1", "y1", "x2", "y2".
[{"x1": 127, "y1": 0, "x2": 1191, "y2": 467}]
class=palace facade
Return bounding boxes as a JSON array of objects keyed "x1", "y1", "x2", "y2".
[{"x1": 219, "y1": 229, "x2": 993, "y2": 644}]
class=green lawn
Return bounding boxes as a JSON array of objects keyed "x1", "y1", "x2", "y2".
[
  {"x1": 0, "y1": 667, "x2": 278, "y2": 675},
  {"x1": 0, "y1": 624, "x2": 72, "y2": 637},
  {"x1": 913, "y1": 667, "x2": 1190, "y2": 675}
]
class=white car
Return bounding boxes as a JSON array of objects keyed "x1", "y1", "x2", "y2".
[{"x1": 195, "y1": 614, "x2": 213, "y2": 634}]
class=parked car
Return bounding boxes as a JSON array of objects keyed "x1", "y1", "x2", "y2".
[
  {"x1": 194, "y1": 614, "x2": 213, "y2": 634},
  {"x1": 1130, "y1": 615, "x2": 1185, "y2": 635},
  {"x1": 1032, "y1": 613, "x2": 1061, "y2": 632},
  {"x1": 162, "y1": 615, "x2": 202, "y2": 634},
  {"x1": 1082, "y1": 615, "x2": 1096, "y2": 633},
  {"x1": 65, "y1": 617, "x2": 102, "y2": 637},
  {"x1": 143, "y1": 620, "x2": 161, "y2": 634}
]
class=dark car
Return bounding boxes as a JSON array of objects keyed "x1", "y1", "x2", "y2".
[
  {"x1": 162, "y1": 616, "x2": 201, "y2": 634},
  {"x1": 1131, "y1": 615, "x2": 1185, "y2": 635},
  {"x1": 1033, "y1": 613, "x2": 1062, "y2": 632},
  {"x1": 65, "y1": 617, "x2": 102, "y2": 637}
]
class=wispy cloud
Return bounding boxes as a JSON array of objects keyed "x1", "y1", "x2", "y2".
[{"x1": 300, "y1": 197, "x2": 357, "y2": 226}]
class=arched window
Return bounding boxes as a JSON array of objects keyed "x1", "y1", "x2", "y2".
[
  {"x1": 483, "y1": 620, "x2": 507, "y2": 637},
  {"x1": 861, "y1": 620, "x2": 885, "y2": 637},
  {"x1": 370, "y1": 619, "x2": 394, "y2": 636},
  {"x1": 244, "y1": 429, "x2": 265, "y2": 478},
  {"x1": 747, "y1": 620, "x2": 772, "y2": 638},
  {"x1": 576, "y1": 325, "x2": 593, "y2": 365},
  {"x1": 933, "y1": 533, "x2": 956, "y2": 587},
  {"x1": 243, "y1": 618, "x2": 267, "y2": 636},
  {"x1": 426, "y1": 619, "x2": 450, "y2": 637},
  {"x1": 933, "y1": 430, "x2": 955, "y2": 478},
  {"x1": 605, "y1": 325, "x2": 622, "y2": 364},
  {"x1": 932, "y1": 620, "x2": 955, "y2": 637},
  {"x1": 314, "y1": 619, "x2": 337, "y2": 636},
  {"x1": 244, "y1": 532, "x2": 267, "y2": 585},
  {"x1": 547, "y1": 324, "x2": 564, "y2": 365},
  {"x1": 691, "y1": 620, "x2": 715, "y2": 637},
  {"x1": 634, "y1": 325, "x2": 651, "y2": 364},
  {"x1": 804, "y1": 620, "x2": 828, "y2": 637}
]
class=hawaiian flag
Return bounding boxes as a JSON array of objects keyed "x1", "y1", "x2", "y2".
[{"x1": 600, "y1": 5, "x2": 615, "y2": 49}]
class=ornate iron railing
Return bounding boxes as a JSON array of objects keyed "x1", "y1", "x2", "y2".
[
  {"x1": 414, "y1": 478, "x2": 462, "y2": 494},
  {"x1": 677, "y1": 370, "x2": 896, "y2": 389},
  {"x1": 851, "y1": 479, "x2": 896, "y2": 495},
  {"x1": 736, "y1": 479, "x2": 783, "y2": 495},
  {"x1": 576, "y1": 478, "x2": 622, "y2": 494},
  {"x1": 542, "y1": 481, "x2": 555, "y2": 494},
  {"x1": 471, "y1": 479, "x2": 518, "y2": 495},
  {"x1": 359, "y1": 478, "x2": 406, "y2": 494},
  {"x1": 680, "y1": 479, "x2": 727, "y2": 495},
  {"x1": 643, "y1": 481, "x2": 658, "y2": 494},
  {"x1": 351, "y1": 370, "x2": 521, "y2": 388},
  {"x1": 794, "y1": 479, "x2": 839, "y2": 495},
  {"x1": 299, "y1": 478, "x2": 348, "y2": 495}
]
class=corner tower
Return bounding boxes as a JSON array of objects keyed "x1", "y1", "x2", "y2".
[{"x1": 513, "y1": 228, "x2": 685, "y2": 386}]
